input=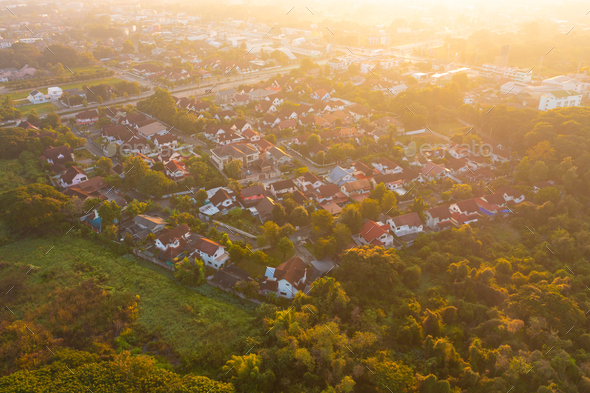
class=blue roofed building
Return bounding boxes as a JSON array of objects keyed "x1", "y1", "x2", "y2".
[{"x1": 327, "y1": 166, "x2": 356, "y2": 186}]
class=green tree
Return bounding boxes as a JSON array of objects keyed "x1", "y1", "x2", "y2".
[
  {"x1": 311, "y1": 209, "x2": 334, "y2": 234},
  {"x1": 224, "y1": 160, "x2": 243, "y2": 179},
  {"x1": 196, "y1": 189, "x2": 208, "y2": 203},
  {"x1": 174, "y1": 257, "x2": 205, "y2": 286},
  {"x1": 137, "y1": 170, "x2": 175, "y2": 199},
  {"x1": 306, "y1": 133, "x2": 321, "y2": 149},
  {"x1": 277, "y1": 237, "x2": 294, "y2": 258},
  {"x1": 361, "y1": 198, "x2": 381, "y2": 220},
  {"x1": 262, "y1": 221, "x2": 280, "y2": 245},
  {"x1": 333, "y1": 223, "x2": 352, "y2": 250},
  {"x1": 95, "y1": 156, "x2": 112, "y2": 177},
  {"x1": 222, "y1": 354, "x2": 275, "y2": 393},
  {"x1": 339, "y1": 204, "x2": 363, "y2": 233},
  {"x1": 290, "y1": 205, "x2": 310, "y2": 227},
  {"x1": 97, "y1": 200, "x2": 122, "y2": 227},
  {"x1": 451, "y1": 184, "x2": 473, "y2": 200},
  {"x1": 122, "y1": 156, "x2": 150, "y2": 188},
  {"x1": 336, "y1": 246, "x2": 402, "y2": 303},
  {"x1": 0, "y1": 184, "x2": 69, "y2": 234}
]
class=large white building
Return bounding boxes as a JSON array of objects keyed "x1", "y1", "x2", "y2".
[
  {"x1": 538, "y1": 90, "x2": 582, "y2": 111},
  {"x1": 542, "y1": 75, "x2": 590, "y2": 97},
  {"x1": 481, "y1": 64, "x2": 532, "y2": 83}
]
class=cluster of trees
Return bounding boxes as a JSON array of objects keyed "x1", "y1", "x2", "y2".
[
  {"x1": 121, "y1": 156, "x2": 175, "y2": 199},
  {"x1": 0, "y1": 96, "x2": 21, "y2": 121},
  {"x1": 0, "y1": 42, "x2": 97, "y2": 71},
  {"x1": 307, "y1": 184, "x2": 397, "y2": 257},
  {"x1": 0, "y1": 120, "x2": 85, "y2": 159}
]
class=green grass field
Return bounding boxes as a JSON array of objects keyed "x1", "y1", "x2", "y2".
[
  {"x1": 0, "y1": 235, "x2": 256, "y2": 364},
  {"x1": 17, "y1": 102, "x2": 56, "y2": 115},
  {"x1": 428, "y1": 120, "x2": 469, "y2": 136},
  {"x1": 3, "y1": 77, "x2": 124, "y2": 101},
  {"x1": 71, "y1": 65, "x2": 107, "y2": 73},
  {"x1": 74, "y1": 148, "x2": 96, "y2": 161},
  {"x1": 3, "y1": 90, "x2": 32, "y2": 100},
  {"x1": 59, "y1": 77, "x2": 124, "y2": 91}
]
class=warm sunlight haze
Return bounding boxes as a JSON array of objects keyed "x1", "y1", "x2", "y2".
[{"x1": 0, "y1": 1, "x2": 589, "y2": 392}]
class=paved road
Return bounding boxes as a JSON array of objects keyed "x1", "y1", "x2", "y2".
[
  {"x1": 70, "y1": 124, "x2": 119, "y2": 163},
  {"x1": 9, "y1": 64, "x2": 304, "y2": 123}
]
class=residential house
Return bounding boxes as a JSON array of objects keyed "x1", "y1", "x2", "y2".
[
  {"x1": 231, "y1": 119, "x2": 252, "y2": 134},
  {"x1": 262, "y1": 114, "x2": 281, "y2": 127},
  {"x1": 132, "y1": 63, "x2": 165, "y2": 78},
  {"x1": 210, "y1": 188, "x2": 239, "y2": 213},
  {"x1": 341, "y1": 178, "x2": 372, "y2": 196},
  {"x1": 154, "y1": 224, "x2": 192, "y2": 261},
  {"x1": 76, "y1": 110, "x2": 99, "y2": 126},
  {"x1": 255, "y1": 196, "x2": 276, "y2": 221},
  {"x1": 194, "y1": 238, "x2": 230, "y2": 270},
  {"x1": 242, "y1": 129, "x2": 261, "y2": 142},
  {"x1": 267, "y1": 146, "x2": 292, "y2": 166},
  {"x1": 314, "y1": 184, "x2": 340, "y2": 204},
  {"x1": 371, "y1": 173, "x2": 404, "y2": 191},
  {"x1": 63, "y1": 176, "x2": 107, "y2": 201},
  {"x1": 348, "y1": 104, "x2": 371, "y2": 120},
  {"x1": 278, "y1": 119, "x2": 297, "y2": 130},
  {"x1": 257, "y1": 101, "x2": 278, "y2": 114},
  {"x1": 215, "y1": 110, "x2": 237, "y2": 121},
  {"x1": 446, "y1": 157, "x2": 470, "y2": 176},
  {"x1": 241, "y1": 185, "x2": 266, "y2": 206},
  {"x1": 60, "y1": 166, "x2": 88, "y2": 188},
  {"x1": 421, "y1": 162, "x2": 449, "y2": 180},
  {"x1": 137, "y1": 121, "x2": 168, "y2": 139},
  {"x1": 386, "y1": 84, "x2": 408, "y2": 96},
  {"x1": 153, "y1": 133, "x2": 178, "y2": 149},
  {"x1": 102, "y1": 125, "x2": 135, "y2": 144},
  {"x1": 216, "y1": 89, "x2": 236, "y2": 103},
  {"x1": 296, "y1": 171, "x2": 325, "y2": 191},
  {"x1": 354, "y1": 220, "x2": 394, "y2": 247},
  {"x1": 387, "y1": 213, "x2": 423, "y2": 237},
  {"x1": 121, "y1": 214, "x2": 167, "y2": 241},
  {"x1": 373, "y1": 158, "x2": 403, "y2": 174},
  {"x1": 269, "y1": 179, "x2": 297, "y2": 199},
  {"x1": 47, "y1": 87, "x2": 63, "y2": 100},
  {"x1": 217, "y1": 131, "x2": 245, "y2": 146},
  {"x1": 327, "y1": 166, "x2": 355, "y2": 186},
  {"x1": 311, "y1": 89, "x2": 331, "y2": 101},
  {"x1": 165, "y1": 160, "x2": 190, "y2": 180},
  {"x1": 425, "y1": 205, "x2": 453, "y2": 231},
  {"x1": 42, "y1": 145, "x2": 75, "y2": 172},
  {"x1": 28, "y1": 89, "x2": 46, "y2": 104},
  {"x1": 495, "y1": 185, "x2": 525, "y2": 204},
  {"x1": 260, "y1": 256, "x2": 312, "y2": 299},
  {"x1": 449, "y1": 199, "x2": 480, "y2": 226},
  {"x1": 210, "y1": 143, "x2": 260, "y2": 170}
]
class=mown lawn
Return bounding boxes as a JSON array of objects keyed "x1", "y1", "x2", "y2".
[
  {"x1": 3, "y1": 90, "x2": 32, "y2": 100},
  {"x1": 0, "y1": 235, "x2": 256, "y2": 362},
  {"x1": 59, "y1": 77, "x2": 125, "y2": 91},
  {"x1": 17, "y1": 102, "x2": 57, "y2": 115}
]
